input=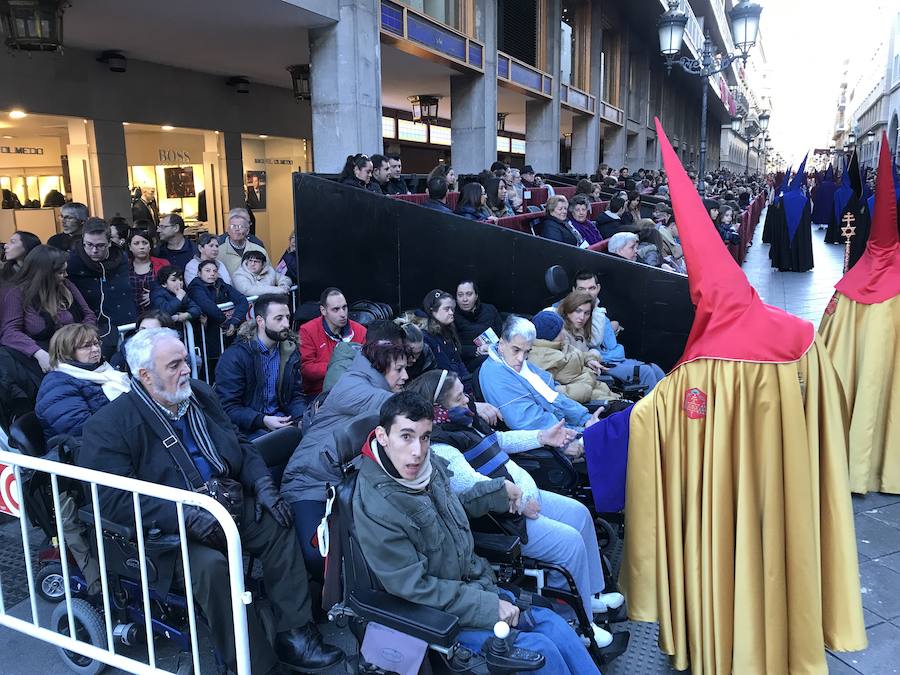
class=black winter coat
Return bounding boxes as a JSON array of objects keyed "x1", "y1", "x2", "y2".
[
  {"x1": 454, "y1": 302, "x2": 503, "y2": 371},
  {"x1": 214, "y1": 330, "x2": 306, "y2": 434},
  {"x1": 538, "y1": 216, "x2": 580, "y2": 246},
  {"x1": 79, "y1": 380, "x2": 269, "y2": 533},
  {"x1": 67, "y1": 246, "x2": 138, "y2": 352}
]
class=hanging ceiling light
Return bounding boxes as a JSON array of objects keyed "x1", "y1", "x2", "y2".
[
  {"x1": 0, "y1": 0, "x2": 68, "y2": 52},
  {"x1": 408, "y1": 95, "x2": 441, "y2": 125},
  {"x1": 287, "y1": 64, "x2": 310, "y2": 102},
  {"x1": 496, "y1": 112, "x2": 509, "y2": 133}
]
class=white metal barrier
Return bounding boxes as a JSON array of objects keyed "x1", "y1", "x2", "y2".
[
  {"x1": 117, "y1": 286, "x2": 298, "y2": 385},
  {"x1": 0, "y1": 447, "x2": 252, "y2": 675}
]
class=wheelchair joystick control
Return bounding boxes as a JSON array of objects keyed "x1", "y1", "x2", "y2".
[
  {"x1": 483, "y1": 620, "x2": 545, "y2": 673},
  {"x1": 489, "y1": 622, "x2": 511, "y2": 655}
]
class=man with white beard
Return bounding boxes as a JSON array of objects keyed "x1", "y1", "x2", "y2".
[{"x1": 80, "y1": 328, "x2": 343, "y2": 674}]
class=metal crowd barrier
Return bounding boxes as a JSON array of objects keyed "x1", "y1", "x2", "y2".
[
  {"x1": 116, "y1": 286, "x2": 298, "y2": 385},
  {"x1": 0, "y1": 446, "x2": 251, "y2": 674}
]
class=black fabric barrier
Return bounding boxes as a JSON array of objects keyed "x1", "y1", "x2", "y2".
[{"x1": 294, "y1": 173, "x2": 694, "y2": 372}]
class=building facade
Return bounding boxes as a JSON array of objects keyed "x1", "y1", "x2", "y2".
[{"x1": 0, "y1": 0, "x2": 768, "y2": 247}]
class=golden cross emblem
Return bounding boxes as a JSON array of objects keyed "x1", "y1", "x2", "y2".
[{"x1": 841, "y1": 212, "x2": 857, "y2": 272}]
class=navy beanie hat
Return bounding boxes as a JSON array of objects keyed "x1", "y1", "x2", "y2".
[{"x1": 532, "y1": 311, "x2": 564, "y2": 341}]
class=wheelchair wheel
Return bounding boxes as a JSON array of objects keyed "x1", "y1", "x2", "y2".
[
  {"x1": 596, "y1": 517, "x2": 619, "y2": 551},
  {"x1": 37, "y1": 563, "x2": 66, "y2": 603},
  {"x1": 51, "y1": 598, "x2": 108, "y2": 674}
]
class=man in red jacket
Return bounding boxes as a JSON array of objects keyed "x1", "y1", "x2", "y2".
[{"x1": 299, "y1": 287, "x2": 367, "y2": 396}]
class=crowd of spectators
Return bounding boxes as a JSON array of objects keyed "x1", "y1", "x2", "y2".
[{"x1": 0, "y1": 155, "x2": 770, "y2": 674}]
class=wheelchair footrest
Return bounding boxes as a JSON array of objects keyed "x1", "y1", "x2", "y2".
[{"x1": 597, "y1": 630, "x2": 630, "y2": 665}]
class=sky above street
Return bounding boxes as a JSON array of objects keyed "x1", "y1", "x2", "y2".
[{"x1": 760, "y1": 0, "x2": 894, "y2": 165}]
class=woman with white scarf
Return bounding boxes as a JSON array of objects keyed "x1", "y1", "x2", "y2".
[{"x1": 36, "y1": 323, "x2": 131, "y2": 442}]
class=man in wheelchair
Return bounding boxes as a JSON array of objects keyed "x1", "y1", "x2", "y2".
[
  {"x1": 80, "y1": 328, "x2": 343, "y2": 674},
  {"x1": 352, "y1": 391, "x2": 601, "y2": 675}
]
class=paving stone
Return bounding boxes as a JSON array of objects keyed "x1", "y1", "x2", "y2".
[
  {"x1": 828, "y1": 622, "x2": 900, "y2": 675},
  {"x1": 871, "y1": 551, "x2": 900, "y2": 575},
  {"x1": 854, "y1": 514, "x2": 900, "y2": 558},
  {"x1": 859, "y1": 502, "x2": 900, "y2": 531},
  {"x1": 859, "y1": 561, "x2": 900, "y2": 620},
  {"x1": 853, "y1": 493, "x2": 900, "y2": 514},
  {"x1": 827, "y1": 651, "x2": 864, "y2": 674}
]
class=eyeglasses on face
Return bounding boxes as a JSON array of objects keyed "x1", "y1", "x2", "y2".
[
  {"x1": 83, "y1": 241, "x2": 108, "y2": 251},
  {"x1": 76, "y1": 339, "x2": 101, "y2": 350}
]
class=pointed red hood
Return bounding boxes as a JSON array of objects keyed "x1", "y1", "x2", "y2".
[
  {"x1": 834, "y1": 132, "x2": 900, "y2": 304},
  {"x1": 655, "y1": 118, "x2": 815, "y2": 367}
]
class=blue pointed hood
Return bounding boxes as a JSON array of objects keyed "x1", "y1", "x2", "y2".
[
  {"x1": 783, "y1": 154, "x2": 809, "y2": 242},
  {"x1": 834, "y1": 155, "x2": 854, "y2": 223},
  {"x1": 824, "y1": 164, "x2": 834, "y2": 183}
]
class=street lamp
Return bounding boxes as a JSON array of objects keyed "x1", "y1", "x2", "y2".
[
  {"x1": 758, "y1": 111, "x2": 770, "y2": 132},
  {"x1": 731, "y1": 112, "x2": 763, "y2": 176},
  {"x1": 657, "y1": 0, "x2": 763, "y2": 194}
]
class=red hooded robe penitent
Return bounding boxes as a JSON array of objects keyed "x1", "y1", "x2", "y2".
[
  {"x1": 620, "y1": 118, "x2": 866, "y2": 674},
  {"x1": 819, "y1": 132, "x2": 900, "y2": 494}
]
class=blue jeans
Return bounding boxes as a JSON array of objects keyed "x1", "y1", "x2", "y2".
[
  {"x1": 607, "y1": 358, "x2": 665, "y2": 390},
  {"x1": 290, "y1": 500, "x2": 325, "y2": 581},
  {"x1": 456, "y1": 592, "x2": 601, "y2": 675}
]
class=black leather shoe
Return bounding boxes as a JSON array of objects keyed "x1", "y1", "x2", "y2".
[{"x1": 274, "y1": 623, "x2": 344, "y2": 673}]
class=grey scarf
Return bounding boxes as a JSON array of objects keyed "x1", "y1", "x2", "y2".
[{"x1": 131, "y1": 380, "x2": 228, "y2": 478}]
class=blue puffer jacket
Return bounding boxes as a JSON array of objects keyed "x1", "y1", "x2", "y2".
[
  {"x1": 150, "y1": 286, "x2": 202, "y2": 319},
  {"x1": 36, "y1": 369, "x2": 111, "y2": 441},
  {"x1": 214, "y1": 322, "x2": 306, "y2": 434}
]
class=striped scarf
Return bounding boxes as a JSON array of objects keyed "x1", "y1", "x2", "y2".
[{"x1": 130, "y1": 380, "x2": 228, "y2": 478}]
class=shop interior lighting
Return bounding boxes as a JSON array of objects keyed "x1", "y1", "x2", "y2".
[
  {"x1": 161, "y1": 125, "x2": 175, "y2": 131},
  {"x1": 9, "y1": 109, "x2": 27, "y2": 119}
]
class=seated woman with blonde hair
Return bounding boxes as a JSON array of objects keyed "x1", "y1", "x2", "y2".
[{"x1": 35, "y1": 323, "x2": 131, "y2": 441}]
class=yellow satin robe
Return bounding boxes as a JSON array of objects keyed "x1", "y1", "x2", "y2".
[
  {"x1": 819, "y1": 293, "x2": 900, "y2": 494},
  {"x1": 622, "y1": 336, "x2": 867, "y2": 674}
]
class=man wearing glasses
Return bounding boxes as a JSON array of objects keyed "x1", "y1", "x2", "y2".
[
  {"x1": 218, "y1": 207, "x2": 268, "y2": 279},
  {"x1": 48, "y1": 202, "x2": 89, "y2": 251},
  {"x1": 67, "y1": 218, "x2": 138, "y2": 357},
  {"x1": 154, "y1": 213, "x2": 197, "y2": 271}
]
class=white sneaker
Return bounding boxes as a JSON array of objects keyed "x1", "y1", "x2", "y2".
[
  {"x1": 581, "y1": 623, "x2": 614, "y2": 648},
  {"x1": 591, "y1": 592, "x2": 625, "y2": 614}
]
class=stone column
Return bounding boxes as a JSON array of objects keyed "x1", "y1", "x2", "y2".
[
  {"x1": 525, "y1": 0, "x2": 561, "y2": 173},
  {"x1": 82, "y1": 120, "x2": 130, "y2": 220},
  {"x1": 569, "y1": 0, "x2": 603, "y2": 175},
  {"x1": 450, "y1": 0, "x2": 498, "y2": 174},
  {"x1": 219, "y1": 132, "x2": 246, "y2": 214},
  {"x1": 309, "y1": 0, "x2": 382, "y2": 173},
  {"x1": 66, "y1": 119, "x2": 93, "y2": 213},
  {"x1": 201, "y1": 131, "x2": 224, "y2": 234}
]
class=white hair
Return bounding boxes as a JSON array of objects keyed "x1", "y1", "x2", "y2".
[
  {"x1": 608, "y1": 232, "x2": 638, "y2": 254},
  {"x1": 227, "y1": 207, "x2": 250, "y2": 225},
  {"x1": 125, "y1": 327, "x2": 181, "y2": 375},
  {"x1": 501, "y1": 316, "x2": 536, "y2": 342},
  {"x1": 60, "y1": 202, "x2": 88, "y2": 221}
]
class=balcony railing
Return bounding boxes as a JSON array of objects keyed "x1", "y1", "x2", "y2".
[
  {"x1": 600, "y1": 101, "x2": 625, "y2": 126},
  {"x1": 561, "y1": 83, "x2": 596, "y2": 115},
  {"x1": 380, "y1": 0, "x2": 484, "y2": 73},
  {"x1": 497, "y1": 51, "x2": 552, "y2": 99}
]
